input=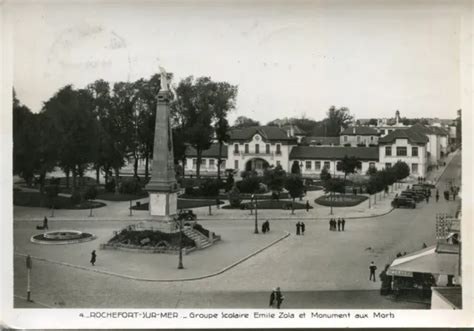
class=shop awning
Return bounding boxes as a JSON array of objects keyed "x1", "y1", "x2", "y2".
[{"x1": 387, "y1": 245, "x2": 459, "y2": 277}]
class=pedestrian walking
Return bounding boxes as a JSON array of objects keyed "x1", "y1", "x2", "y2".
[
  {"x1": 369, "y1": 261, "x2": 377, "y2": 282},
  {"x1": 90, "y1": 250, "x2": 97, "y2": 266},
  {"x1": 342, "y1": 218, "x2": 345, "y2": 231},
  {"x1": 329, "y1": 219, "x2": 332, "y2": 231},
  {"x1": 301, "y1": 222, "x2": 305, "y2": 235},
  {"x1": 305, "y1": 201, "x2": 310, "y2": 212},
  {"x1": 337, "y1": 218, "x2": 341, "y2": 232},
  {"x1": 262, "y1": 222, "x2": 266, "y2": 234},
  {"x1": 436, "y1": 191, "x2": 439, "y2": 202},
  {"x1": 265, "y1": 220, "x2": 270, "y2": 233},
  {"x1": 296, "y1": 222, "x2": 301, "y2": 235},
  {"x1": 269, "y1": 287, "x2": 284, "y2": 309},
  {"x1": 43, "y1": 216, "x2": 48, "y2": 230}
]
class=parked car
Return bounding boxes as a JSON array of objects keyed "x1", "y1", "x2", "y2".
[
  {"x1": 401, "y1": 191, "x2": 423, "y2": 202},
  {"x1": 414, "y1": 183, "x2": 435, "y2": 189},
  {"x1": 391, "y1": 197, "x2": 416, "y2": 209},
  {"x1": 405, "y1": 189, "x2": 427, "y2": 200},
  {"x1": 177, "y1": 209, "x2": 197, "y2": 221}
]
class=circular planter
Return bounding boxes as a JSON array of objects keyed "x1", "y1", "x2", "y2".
[{"x1": 31, "y1": 230, "x2": 96, "y2": 245}]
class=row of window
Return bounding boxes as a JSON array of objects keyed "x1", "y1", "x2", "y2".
[
  {"x1": 234, "y1": 143, "x2": 281, "y2": 154},
  {"x1": 298, "y1": 160, "x2": 375, "y2": 171},
  {"x1": 188, "y1": 159, "x2": 226, "y2": 169},
  {"x1": 385, "y1": 146, "x2": 418, "y2": 157},
  {"x1": 343, "y1": 135, "x2": 376, "y2": 142}
]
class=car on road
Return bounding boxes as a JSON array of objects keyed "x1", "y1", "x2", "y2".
[
  {"x1": 391, "y1": 196, "x2": 416, "y2": 209},
  {"x1": 178, "y1": 209, "x2": 197, "y2": 221},
  {"x1": 405, "y1": 189, "x2": 427, "y2": 200},
  {"x1": 400, "y1": 191, "x2": 424, "y2": 202}
]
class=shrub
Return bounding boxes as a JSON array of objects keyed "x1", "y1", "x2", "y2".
[
  {"x1": 120, "y1": 178, "x2": 142, "y2": 195},
  {"x1": 228, "y1": 185, "x2": 241, "y2": 208},
  {"x1": 320, "y1": 167, "x2": 331, "y2": 181},
  {"x1": 225, "y1": 173, "x2": 234, "y2": 192},
  {"x1": 83, "y1": 185, "x2": 98, "y2": 201},
  {"x1": 236, "y1": 176, "x2": 261, "y2": 193},
  {"x1": 70, "y1": 191, "x2": 82, "y2": 204},
  {"x1": 105, "y1": 179, "x2": 116, "y2": 192},
  {"x1": 184, "y1": 186, "x2": 196, "y2": 195},
  {"x1": 199, "y1": 179, "x2": 222, "y2": 197},
  {"x1": 344, "y1": 143, "x2": 351, "y2": 147}
]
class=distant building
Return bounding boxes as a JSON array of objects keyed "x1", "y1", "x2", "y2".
[
  {"x1": 340, "y1": 126, "x2": 379, "y2": 147},
  {"x1": 378, "y1": 127, "x2": 429, "y2": 177},
  {"x1": 300, "y1": 136, "x2": 340, "y2": 146}
]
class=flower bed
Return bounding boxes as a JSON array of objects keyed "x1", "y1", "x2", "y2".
[
  {"x1": 222, "y1": 200, "x2": 310, "y2": 210},
  {"x1": 315, "y1": 194, "x2": 368, "y2": 207},
  {"x1": 14, "y1": 191, "x2": 106, "y2": 210}
]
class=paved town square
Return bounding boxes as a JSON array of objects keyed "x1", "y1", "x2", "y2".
[{"x1": 6, "y1": 3, "x2": 468, "y2": 327}]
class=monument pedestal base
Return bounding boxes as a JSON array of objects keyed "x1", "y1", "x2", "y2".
[{"x1": 146, "y1": 191, "x2": 178, "y2": 233}]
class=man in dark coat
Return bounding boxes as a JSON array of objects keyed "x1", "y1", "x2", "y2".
[
  {"x1": 265, "y1": 220, "x2": 270, "y2": 233},
  {"x1": 43, "y1": 216, "x2": 48, "y2": 230},
  {"x1": 369, "y1": 261, "x2": 377, "y2": 282},
  {"x1": 296, "y1": 222, "x2": 301, "y2": 235},
  {"x1": 329, "y1": 219, "x2": 332, "y2": 231},
  {"x1": 262, "y1": 222, "x2": 266, "y2": 234},
  {"x1": 305, "y1": 201, "x2": 310, "y2": 212},
  {"x1": 436, "y1": 190, "x2": 439, "y2": 202},
  {"x1": 269, "y1": 287, "x2": 284, "y2": 309},
  {"x1": 337, "y1": 218, "x2": 341, "y2": 232},
  {"x1": 90, "y1": 250, "x2": 97, "y2": 266},
  {"x1": 301, "y1": 222, "x2": 305, "y2": 235},
  {"x1": 341, "y1": 218, "x2": 345, "y2": 231}
]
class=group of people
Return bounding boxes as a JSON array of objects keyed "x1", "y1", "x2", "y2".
[
  {"x1": 261, "y1": 220, "x2": 271, "y2": 233},
  {"x1": 442, "y1": 186, "x2": 459, "y2": 201},
  {"x1": 329, "y1": 218, "x2": 345, "y2": 231},
  {"x1": 295, "y1": 221, "x2": 305, "y2": 235},
  {"x1": 269, "y1": 287, "x2": 284, "y2": 309}
]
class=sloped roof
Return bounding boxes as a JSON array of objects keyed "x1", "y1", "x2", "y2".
[
  {"x1": 430, "y1": 126, "x2": 449, "y2": 136},
  {"x1": 229, "y1": 126, "x2": 297, "y2": 141},
  {"x1": 341, "y1": 126, "x2": 379, "y2": 136},
  {"x1": 379, "y1": 128, "x2": 429, "y2": 144},
  {"x1": 289, "y1": 146, "x2": 379, "y2": 161},
  {"x1": 301, "y1": 136, "x2": 340, "y2": 146},
  {"x1": 185, "y1": 144, "x2": 228, "y2": 158},
  {"x1": 410, "y1": 123, "x2": 435, "y2": 134}
]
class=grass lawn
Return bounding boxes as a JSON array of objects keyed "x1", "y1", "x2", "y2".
[
  {"x1": 315, "y1": 194, "x2": 368, "y2": 207},
  {"x1": 223, "y1": 200, "x2": 310, "y2": 210},
  {"x1": 131, "y1": 199, "x2": 224, "y2": 211},
  {"x1": 13, "y1": 191, "x2": 106, "y2": 210}
]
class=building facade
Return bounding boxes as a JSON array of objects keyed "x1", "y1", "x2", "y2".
[{"x1": 340, "y1": 126, "x2": 379, "y2": 147}]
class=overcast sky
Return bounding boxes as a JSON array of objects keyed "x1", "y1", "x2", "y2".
[{"x1": 10, "y1": 0, "x2": 465, "y2": 124}]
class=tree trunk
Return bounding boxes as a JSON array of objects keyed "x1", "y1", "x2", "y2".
[
  {"x1": 196, "y1": 150, "x2": 201, "y2": 179},
  {"x1": 39, "y1": 170, "x2": 46, "y2": 194},
  {"x1": 71, "y1": 167, "x2": 77, "y2": 195},
  {"x1": 133, "y1": 155, "x2": 138, "y2": 178},
  {"x1": 145, "y1": 155, "x2": 149, "y2": 180},
  {"x1": 114, "y1": 168, "x2": 120, "y2": 195},
  {"x1": 65, "y1": 168, "x2": 70, "y2": 189},
  {"x1": 217, "y1": 143, "x2": 223, "y2": 180},
  {"x1": 96, "y1": 166, "x2": 100, "y2": 185}
]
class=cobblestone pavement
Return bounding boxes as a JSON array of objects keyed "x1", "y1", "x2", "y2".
[{"x1": 12, "y1": 151, "x2": 461, "y2": 308}]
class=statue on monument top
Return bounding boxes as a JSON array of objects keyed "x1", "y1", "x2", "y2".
[{"x1": 159, "y1": 66, "x2": 170, "y2": 92}]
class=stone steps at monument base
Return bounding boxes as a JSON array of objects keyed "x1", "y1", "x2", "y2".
[{"x1": 183, "y1": 228, "x2": 213, "y2": 250}]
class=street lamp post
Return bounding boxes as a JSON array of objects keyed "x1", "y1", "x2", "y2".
[
  {"x1": 177, "y1": 217, "x2": 184, "y2": 269},
  {"x1": 253, "y1": 194, "x2": 259, "y2": 234}
]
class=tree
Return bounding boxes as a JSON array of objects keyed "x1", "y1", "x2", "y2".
[
  {"x1": 228, "y1": 185, "x2": 241, "y2": 208},
  {"x1": 263, "y1": 165, "x2": 287, "y2": 195},
  {"x1": 322, "y1": 106, "x2": 353, "y2": 137},
  {"x1": 172, "y1": 76, "x2": 215, "y2": 178},
  {"x1": 291, "y1": 161, "x2": 301, "y2": 175},
  {"x1": 323, "y1": 178, "x2": 345, "y2": 195},
  {"x1": 320, "y1": 167, "x2": 331, "y2": 181},
  {"x1": 42, "y1": 86, "x2": 99, "y2": 194},
  {"x1": 212, "y1": 82, "x2": 238, "y2": 180},
  {"x1": 366, "y1": 166, "x2": 378, "y2": 177},
  {"x1": 13, "y1": 92, "x2": 41, "y2": 186},
  {"x1": 233, "y1": 116, "x2": 260, "y2": 128},
  {"x1": 391, "y1": 161, "x2": 410, "y2": 181},
  {"x1": 284, "y1": 174, "x2": 304, "y2": 214},
  {"x1": 337, "y1": 156, "x2": 360, "y2": 192},
  {"x1": 368, "y1": 118, "x2": 378, "y2": 126}
]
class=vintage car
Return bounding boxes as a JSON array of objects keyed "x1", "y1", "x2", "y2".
[{"x1": 391, "y1": 196, "x2": 416, "y2": 209}]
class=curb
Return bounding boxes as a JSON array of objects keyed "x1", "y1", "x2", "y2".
[{"x1": 14, "y1": 231, "x2": 290, "y2": 282}]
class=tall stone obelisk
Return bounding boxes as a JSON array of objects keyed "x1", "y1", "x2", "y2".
[{"x1": 145, "y1": 68, "x2": 178, "y2": 228}]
